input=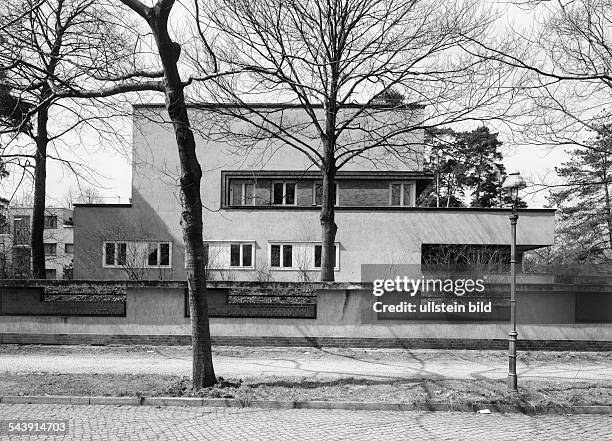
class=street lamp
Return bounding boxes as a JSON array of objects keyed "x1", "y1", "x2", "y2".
[{"x1": 501, "y1": 171, "x2": 526, "y2": 392}]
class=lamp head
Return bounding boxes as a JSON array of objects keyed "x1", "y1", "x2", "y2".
[{"x1": 502, "y1": 171, "x2": 526, "y2": 202}]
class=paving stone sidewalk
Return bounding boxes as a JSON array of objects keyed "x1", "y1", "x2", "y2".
[{"x1": 0, "y1": 404, "x2": 610, "y2": 440}]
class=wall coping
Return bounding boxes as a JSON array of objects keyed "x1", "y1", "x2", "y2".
[{"x1": 0, "y1": 279, "x2": 600, "y2": 293}]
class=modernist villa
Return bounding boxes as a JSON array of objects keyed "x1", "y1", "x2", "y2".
[{"x1": 73, "y1": 104, "x2": 555, "y2": 281}]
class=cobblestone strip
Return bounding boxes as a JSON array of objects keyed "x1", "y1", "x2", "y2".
[{"x1": 0, "y1": 404, "x2": 610, "y2": 440}]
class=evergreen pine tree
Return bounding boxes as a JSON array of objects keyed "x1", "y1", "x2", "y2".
[{"x1": 549, "y1": 126, "x2": 612, "y2": 263}]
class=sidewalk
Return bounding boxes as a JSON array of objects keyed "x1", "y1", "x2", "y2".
[{"x1": 0, "y1": 345, "x2": 610, "y2": 381}]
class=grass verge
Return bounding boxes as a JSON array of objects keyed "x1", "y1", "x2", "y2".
[{"x1": 1, "y1": 373, "x2": 609, "y2": 409}]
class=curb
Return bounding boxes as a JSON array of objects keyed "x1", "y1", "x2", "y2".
[{"x1": 0, "y1": 396, "x2": 610, "y2": 414}]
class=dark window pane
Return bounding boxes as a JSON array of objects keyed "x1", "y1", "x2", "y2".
[
  {"x1": 285, "y1": 183, "x2": 295, "y2": 205},
  {"x1": 230, "y1": 244, "x2": 241, "y2": 266},
  {"x1": 13, "y1": 216, "x2": 30, "y2": 245},
  {"x1": 245, "y1": 183, "x2": 254, "y2": 205},
  {"x1": 118, "y1": 243, "x2": 127, "y2": 266},
  {"x1": 314, "y1": 182, "x2": 322, "y2": 205},
  {"x1": 13, "y1": 247, "x2": 31, "y2": 275},
  {"x1": 65, "y1": 243, "x2": 74, "y2": 253},
  {"x1": 147, "y1": 243, "x2": 158, "y2": 266},
  {"x1": 390, "y1": 184, "x2": 402, "y2": 205},
  {"x1": 160, "y1": 243, "x2": 170, "y2": 266},
  {"x1": 314, "y1": 244, "x2": 336, "y2": 268},
  {"x1": 105, "y1": 243, "x2": 115, "y2": 265},
  {"x1": 282, "y1": 245, "x2": 293, "y2": 267},
  {"x1": 242, "y1": 244, "x2": 252, "y2": 267},
  {"x1": 270, "y1": 245, "x2": 281, "y2": 267},
  {"x1": 44, "y1": 216, "x2": 57, "y2": 229},
  {"x1": 230, "y1": 181, "x2": 243, "y2": 205},
  {"x1": 332, "y1": 245, "x2": 337, "y2": 267},
  {"x1": 272, "y1": 183, "x2": 284, "y2": 204},
  {"x1": 203, "y1": 243, "x2": 209, "y2": 267},
  {"x1": 403, "y1": 184, "x2": 412, "y2": 206},
  {"x1": 44, "y1": 243, "x2": 57, "y2": 256}
]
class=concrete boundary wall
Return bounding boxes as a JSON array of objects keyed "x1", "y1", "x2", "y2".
[{"x1": 0, "y1": 282, "x2": 611, "y2": 349}]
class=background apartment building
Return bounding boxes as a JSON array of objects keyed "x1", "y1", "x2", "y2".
[{"x1": 0, "y1": 205, "x2": 74, "y2": 279}]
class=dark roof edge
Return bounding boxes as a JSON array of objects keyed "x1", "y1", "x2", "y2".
[
  {"x1": 132, "y1": 102, "x2": 426, "y2": 110},
  {"x1": 222, "y1": 170, "x2": 434, "y2": 178},
  {"x1": 72, "y1": 203, "x2": 133, "y2": 208},
  {"x1": 221, "y1": 206, "x2": 557, "y2": 213}
]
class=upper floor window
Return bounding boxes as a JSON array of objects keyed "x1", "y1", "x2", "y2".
[
  {"x1": 389, "y1": 182, "x2": 415, "y2": 206},
  {"x1": 65, "y1": 243, "x2": 74, "y2": 254},
  {"x1": 229, "y1": 180, "x2": 255, "y2": 206},
  {"x1": 230, "y1": 243, "x2": 254, "y2": 268},
  {"x1": 272, "y1": 182, "x2": 296, "y2": 205},
  {"x1": 44, "y1": 215, "x2": 57, "y2": 229},
  {"x1": 44, "y1": 243, "x2": 57, "y2": 256},
  {"x1": 313, "y1": 182, "x2": 339, "y2": 206},
  {"x1": 270, "y1": 244, "x2": 293, "y2": 268},
  {"x1": 13, "y1": 216, "x2": 30, "y2": 244}
]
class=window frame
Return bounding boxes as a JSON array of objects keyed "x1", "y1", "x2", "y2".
[
  {"x1": 102, "y1": 241, "x2": 172, "y2": 268},
  {"x1": 228, "y1": 181, "x2": 256, "y2": 206},
  {"x1": 43, "y1": 215, "x2": 58, "y2": 229},
  {"x1": 269, "y1": 243, "x2": 294, "y2": 269},
  {"x1": 313, "y1": 243, "x2": 340, "y2": 271},
  {"x1": 103, "y1": 241, "x2": 125, "y2": 267},
  {"x1": 312, "y1": 181, "x2": 340, "y2": 206},
  {"x1": 229, "y1": 242, "x2": 255, "y2": 269},
  {"x1": 145, "y1": 242, "x2": 172, "y2": 268},
  {"x1": 389, "y1": 181, "x2": 416, "y2": 207},
  {"x1": 64, "y1": 243, "x2": 74, "y2": 254},
  {"x1": 43, "y1": 242, "x2": 57, "y2": 256},
  {"x1": 271, "y1": 181, "x2": 297, "y2": 206}
]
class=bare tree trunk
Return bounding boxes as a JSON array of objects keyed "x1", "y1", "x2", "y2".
[
  {"x1": 435, "y1": 154, "x2": 440, "y2": 208},
  {"x1": 320, "y1": 158, "x2": 337, "y2": 282},
  {"x1": 320, "y1": 92, "x2": 338, "y2": 282},
  {"x1": 123, "y1": 0, "x2": 216, "y2": 388},
  {"x1": 31, "y1": 104, "x2": 49, "y2": 279}
]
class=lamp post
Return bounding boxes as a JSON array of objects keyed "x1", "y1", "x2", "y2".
[{"x1": 501, "y1": 171, "x2": 526, "y2": 392}]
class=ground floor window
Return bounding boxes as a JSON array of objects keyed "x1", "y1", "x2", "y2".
[
  {"x1": 313, "y1": 244, "x2": 339, "y2": 269},
  {"x1": 104, "y1": 242, "x2": 127, "y2": 266},
  {"x1": 230, "y1": 243, "x2": 254, "y2": 268},
  {"x1": 103, "y1": 241, "x2": 171, "y2": 268},
  {"x1": 270, "y1": 244, "x2": 293, "y2": 268}
]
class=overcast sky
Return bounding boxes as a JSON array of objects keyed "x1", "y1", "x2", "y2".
[{"x1": 0, "y1": 0, "x2": 573, "y2": 208}]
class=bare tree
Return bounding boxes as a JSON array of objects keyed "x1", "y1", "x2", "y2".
[
  {"x1": 463, "y1": 0, "x2": 612, "y2": 152},
  {"x1": 65, "y1": 186, "x2": 103, "y2": 206},
  {"x1": 1, "y1": 0, "x2": 221, "y2": 388},
  {"x1": 197, "y1": 0, "x2": 518, "y2": 280},
  {"x1": 0, "y1": 0, "x2": 158, "y2": 278},
  {"x1": 116, "y1": 0, "x2": 224, "y2": 388}
]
